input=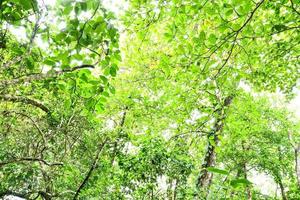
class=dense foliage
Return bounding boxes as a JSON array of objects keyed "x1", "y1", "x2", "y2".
[{"x1": 0, "y1": 0, "x2": 300, "y2": 199}]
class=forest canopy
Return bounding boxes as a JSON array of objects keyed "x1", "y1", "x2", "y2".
[{"x1": 0, "y1": 0, "x2": 300, "y2": 199}]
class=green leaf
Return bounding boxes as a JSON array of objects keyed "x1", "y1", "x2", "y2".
[
  {"x1": 63, "y1": 6, "x2": 73, "y2": 15},
  {"x1": 100, "y1": 75, "x2": 108, "y2": 84},
  {"x1": 95, "y1": 102, "x2": 104, "y2": 112},
  {"x1": 44, "y1": 59, "x2": 56, "y2": 66},
  {"x1": 15, "y1": 0, "x2": 32, "y2": 10},
  {"x1": 110, "y1": 66, "x2": 117, "y2": 77},
  {"x1": 199, "y1": 31, "x2": 206, "y2": 41},
  {"x1": 109, "y1": 85, "x2": 115, "y2": 94},
  {"x1": 230, "y1": 178, "x2": 252, "y2": 188},
  {"x1": 75, "y1": 3, "x2": 81, "y2": 15},
  {"x1": 208, "y1": 34, "x2": 217, "y2": 44},
  {"x1": 207, "y1": 167, "x2": 229, "y2": 175},
  {"x1": 80, "y1": 2, "x2": 87, "y2": 11}
]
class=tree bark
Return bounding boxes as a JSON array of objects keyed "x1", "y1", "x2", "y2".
[
  {"x1": 0, "y1": 95, "x2": 50, "y2": 113},
  {"x1": 73, "y1": 139, "x2": 107, "y2": 200},
  {"x1": 242, "y1": 163, "x2": 252, "y2": 200},
  {"x1": 276, "y1": 147, "x2": 287, "y2": 200},
  {"x1": 173, "y1": 179, "x2": 178, "y2": 200},
  {"x1": 295, "y1": 144, "x2": 300, "y2": 188},
  {"x1": 278, "y1": 177, "x2": 287, "y2": 200},
  {"x1": 196, "y1": 96, "x2": 233, "y2": 191}
]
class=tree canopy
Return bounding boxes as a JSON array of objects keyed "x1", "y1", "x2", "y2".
[{"x1": 0, "y1": 0, "x2": 300, "y2": 199}]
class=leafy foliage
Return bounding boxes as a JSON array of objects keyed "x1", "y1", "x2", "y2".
[{"x1": 0, "y1": 0, "x2": 300, "y2": 199}]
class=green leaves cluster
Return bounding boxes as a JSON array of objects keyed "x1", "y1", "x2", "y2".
[{"x1": 0, "y1": 0, "x2": 300, "y2": 199}]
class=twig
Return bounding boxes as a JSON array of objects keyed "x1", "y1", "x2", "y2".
[{"x1": 290, "y1": 0, "x2": 300, "y2": 16}]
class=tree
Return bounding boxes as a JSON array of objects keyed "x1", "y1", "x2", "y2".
[
  {"x1": 0, "y1": 0, "x2": 120, "y2": 199},
  {"x1": 0, "y1": 0, "x2": 300, "y2": 199}
]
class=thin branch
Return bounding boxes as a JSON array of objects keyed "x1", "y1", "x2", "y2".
[
  {"x1": 0, "y1": 64, "x2": 94, "y2": 87},
  {"x1": 2, "y1": 11, "x2": 42, "y2": 70},
  {"x1": 111, "y1": 107, "x2": 128, "y2": 164},
  {"x1": 28, "y1": 12, "x2": 42, "y2": 52},
  {"x1": 77, "y1": 1, "x2": 101, "y2": 44},
  {"x1": 214, "y1": 0, "x2": 264, "y2": 78},
  {"x1": 7, "y1": 111, "x2": 46, "y2": 145},
  {"x1": 214, "y1": 33, "x2": 237, "y2": 78},
  {"x1": 0, "y1": 95, "x2": 50, "y2": 113},
  {"x1": 290, "y1": 0, "x2": 300, "y2": 16},
  {"x1": 73, "y1": 138, "x2": 108, "y2": 200},
  {"x1": 0, "y1": 157, "x2": 63, "y2": 167}
]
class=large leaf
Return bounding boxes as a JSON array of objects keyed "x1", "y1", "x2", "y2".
[
  {"x1": 207, "y1": 167, "x2": 229, "y2": 175},
  {"x1": 230, "y1": 178, "x2": 252, "y2": 188}
]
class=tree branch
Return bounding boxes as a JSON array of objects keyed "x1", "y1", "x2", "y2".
[
  {"x1": 0, "y1": 64, "x2": 94, "y2": 87},
  {"x1": 0, "y1": 95, "x2": 50, "y2": 113},
  {"x1": 6, "y1": 111, "x2": 47, "y2": 145},
  {"x1": 0, "y1": 157, "x2": 63, "y2": 167},
  {"x1": 290, "y1": 0, "x2": 300, "y2": 16},
  {"x1": 73, "y1": 138, "x2": 108, "y2": 200},
  {"x1": 214, "y1": 0, "x2": 264, "y2": 78}
]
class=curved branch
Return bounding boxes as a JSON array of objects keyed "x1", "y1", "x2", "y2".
[
  {"x1": 214, "y1": 0, "x2": 264, "y2": 78},
  {"x1": 73, "y1": 139, "x2": 108, "y2": 200},
  {"x1": 0, "y1": 64, "x2": 95, "y2": 87},
  {"x1": 290, "y1": 0, "x2": 300, "y2": 16},
  {"x1": 0, "y1": 95, "x2": 50, "y2": 113},
  {"x1": 12, "y1": 111, "x2": 46, "y2": 144},
  {"x1": 0, "y1": 157, "x2": 63, "y2": 167}
]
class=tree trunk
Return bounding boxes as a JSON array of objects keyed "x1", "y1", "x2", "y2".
[
  {"x1": 196, "y1": 96, "x2": 233, "y2": 192},
  {"x1": 278, "y1": 177, "x2": 287, "y2": 200},
  {"x1": 230, "y1": 168, "x2": 242, "y2": 198},
  {"x1": 276, "y1": 147, "x2": 287, "y2": 200},
  {"x1": 197, "y1": 133, "x2": 218, "y2": 189},
  {"x1": 295, "y1": 144, "x2": 300, "y2": 188},
  {"x1": 173, "y1": 179, "x2": 178, "y2": 200},
  {"x1": 242, "y1": 163, "x2": 252, "y2": 200}
]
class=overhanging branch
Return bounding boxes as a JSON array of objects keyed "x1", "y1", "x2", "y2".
[
  {"x1": 73, "y1": 138, "x2": 108, "y2": 200},
  {"x1": 0, "y1": 64, "x2": 94, "y2": 87},
  {"x1": 0, "y1": 157, "x2": 63, "y2": 167},
  {"x1": 0, "y1": 95, "x2": 50, "y2": 113}
]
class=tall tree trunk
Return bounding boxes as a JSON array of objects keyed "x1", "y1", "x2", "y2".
[
  {"x1": 230, "y1": 168, "x2": 242, "y2": 198},
  {"x1": 196, "y1": 96, "x2": 233, "y2": 192},
  {"x1": 241, "y1": 143, "x2": 252, "y2": 200},
  {"x1": 173, "y1": 179, "x2": 178, "y2": 200},
  {"x1": 278, "y1": 177, "x2": 287, "y2": 200},
  {"x1": 197, "y1": 132, "x2": 218, "y2": 189},
  {"x1": 242, "y1": 163, "x2": 252, "y2": 200},
  {"x1": 276, "y1": 147, "x2": 287, "y2": 200},
  {"x1": 295, "y1": 144, "x2": 300, "y2": 188},
  {"x1": 167, "y1": 179, "x2": 178, "y2": 200}
]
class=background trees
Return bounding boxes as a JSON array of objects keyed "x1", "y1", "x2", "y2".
[{"x1": 0, "y1": 0, "x2": 300, "y2": 199}]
